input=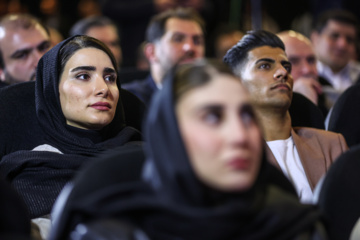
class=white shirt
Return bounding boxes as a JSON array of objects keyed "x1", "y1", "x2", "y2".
[
  {"x1": 317, "y1": 60, "x2": 360, "y2": 92},
  {"x1": 267, "y1": 136, "x2": 313, "y2": 203}
]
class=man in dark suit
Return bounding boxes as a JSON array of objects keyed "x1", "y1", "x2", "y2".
[{"x1": 122, "y1": 7, "x2": 205, "y2": 105}]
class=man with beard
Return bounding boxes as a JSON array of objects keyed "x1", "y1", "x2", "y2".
[
  {"x1": 0, "y1": 14, "x2": 51, "y2": 88},
  {"x1": 122, "y1": 7, "x2": 205, "y2": 105}
]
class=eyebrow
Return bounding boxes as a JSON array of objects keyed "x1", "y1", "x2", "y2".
[
  {"x1": 70, "y1": 66, "x2": 96, "y2": 72},
  {"x1": 255, "y1": 58, "x2": 275, "y2": 65},
  {"x1": 10, "y1": 40, "x2": 50, "y2": 59},
  {"x1": 70, "y1": 66, "x2": 116, "y2": 73}
]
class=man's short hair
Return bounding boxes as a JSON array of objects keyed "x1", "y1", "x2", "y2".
[
  {"x1": 0, "y1": 13, "x2": 49, "y2": 69},
  {"x1": 223, "y1": 30, "x2": 285, "y2": 75},
  {"x1": 69, "y1": 16, "x2": 119, "y2": 37},
  {"x1": 312, "y1": 9, "x2": 359, "y2": 34},
  {"x1": 146, "y1": 7, "x2": 205, "y2": 43}
]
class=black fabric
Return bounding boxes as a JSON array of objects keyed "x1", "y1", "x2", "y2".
[
  {"x1": 0, "y1": 36, "x2": 142, "y2": 218},
  {"x1": 122, "y1": 74, "x2": 158, "y2": 106},
  {"x1": 289, "y1": 92, "x2": 325, "y2": 129},
  {"x1": 318, "y1": 144, "x2": 360, "y2": 240},
  {"x1": 327, "y1": 83, "x2": 360, "y2": 148},
  {"x1": 0, "y1": 82, "x2": 45, "y2": 160},
  {"x1": 0, "y1": 177, "x2": 31, "y2": 238},
  {"x1": 50, "y1": 68, "x2": 325, "y2": 240}
]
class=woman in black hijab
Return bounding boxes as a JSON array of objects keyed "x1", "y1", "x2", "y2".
[
  {"x1": 0, "y1": 35, "x2": 141, "y2": 219},
  {"x1": 52, "y1": 60, "x2": 327, "y2": 240}
]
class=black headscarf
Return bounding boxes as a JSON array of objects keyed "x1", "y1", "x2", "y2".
[
  {"x1": 0, "y1": 36, "x2": 141, "y2": 218},
  {"x1": 55, "y1": 62, "x2": 325, "y2": 239}
]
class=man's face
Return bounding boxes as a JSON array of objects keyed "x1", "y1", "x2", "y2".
[
  {"x1": 282, "y1": 36, "x2": 317, "y2": 81},
  {"x1": 0, "y1": 24, "x2": 50, "y2": 84},
  {"x1": 312, "y1": 20, "x2": 356, "y2": 72},
  {"x1": 154, "y1": 18, "x2": 204, "y2": 72},
  {"x1": 239, "y1": 46, "x2": 293, "y2": 110},
  {"x1": 86, "y1": 25, "x2": 122, "y2": 67}
]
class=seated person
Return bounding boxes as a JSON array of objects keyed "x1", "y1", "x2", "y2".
[
  {"x1": 0, "y1": 35, "x2": 141, "y2": 220},
  {"x1": 50, "y1": 60, "x2": 327, "y2": 240},
  {"x1": 278, "y1": 30, "x2": 328, "y2": 116},
  {"x1": 224, "y1": 30, "x2": 348, "y2": 203},
  {"x1": 69, "y1": 16, "x2": 122, "y2": 68}
]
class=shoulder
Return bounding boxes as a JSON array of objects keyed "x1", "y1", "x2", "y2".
[
  {"x1": 293, "y1": 127, "x2": 348, "y2": 150},
  {"x1": 294, "y1": 127, "x2": 342, "y2": 139}
]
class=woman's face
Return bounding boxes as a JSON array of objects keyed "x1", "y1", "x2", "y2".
[
  {"x1": 59, "y1": 47, "x2": 119, "y2": 130},
  {"x1": 176, "y1": 74, "x2": 263, "y2": 192}
]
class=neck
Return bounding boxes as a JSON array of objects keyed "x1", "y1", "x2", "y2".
[
  {"x1": 256, "y1": 107, "x2": 292, "y2": 141},
  {"x1": 150, "y1": 64, "x2": 164, "y2": 86}
]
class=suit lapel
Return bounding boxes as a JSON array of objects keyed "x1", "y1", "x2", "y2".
[{"x1": 291, "y1": 128, "x2": 326, "y2": 190}]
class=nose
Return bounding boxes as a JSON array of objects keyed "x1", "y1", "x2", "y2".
[
  {"x1": 273, "y1": 65, "x2": 288, "y2": 82},
  {"x1": 336, "y1": 36, "x2": 348, "y2": 49},
  {"x1": 226, "y1": 115, "x2": 249, "y2": 146},
  {"x1": 31, "y1": 50, "x2": 44, "y2": 68},
  {"x1": 94, "y1": 76, "x2": 109, "y2": 97}
]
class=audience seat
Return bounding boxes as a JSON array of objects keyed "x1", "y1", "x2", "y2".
[
  {"x1": 317, "y1": 144, "x2": 360, "y2": 240},
  {"x1": 289, "y1": 92, "x2": 325, "y2": 129},
  {"x1": 327, "y1": 83, "x2": 360, "y2": 147}
]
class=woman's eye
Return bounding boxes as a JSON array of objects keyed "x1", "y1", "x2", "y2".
[
  {"x1": 240, "y1": 105, "x2": 256, "y2": 127},
  {"x1": 76, "y1": 74, "x2": 90, "y2": 80},
  {"x1": 104, "y1": 74, "x2": 117, "y2": 83},
  {"x1": 203, "y1": 111, "x2": 222, "y2": 125}
]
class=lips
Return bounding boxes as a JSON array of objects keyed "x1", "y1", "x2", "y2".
[
  {"x1": 271, "y1": 83, "x2": 291, "y2": 91},
  {"x1": 228, "y1": 158, "x2": 250, "y2": 170},
  {"x1": 90, "y1": 102, "x2": 111, "y2": 111}
]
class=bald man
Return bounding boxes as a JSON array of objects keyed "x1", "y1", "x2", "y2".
[{"x1": 277, "y1": 31, "x2": 323, "y2": 104}]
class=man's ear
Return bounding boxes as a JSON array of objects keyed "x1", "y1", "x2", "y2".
[{"x1": 144, "y1": 43, "x2": 157, "y2": 63}]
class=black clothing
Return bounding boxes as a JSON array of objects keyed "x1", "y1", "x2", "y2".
[
  {"x1": 0, "y1": 36, "x2": 141, "y2": 218},
  {"x1": 122, "y1": 74, "x2": 157, "y2": 107},
  {"x1": 0, "y1": 81, "x2": 8, "y2": 88},
  {"x1": 318, "y1": 144, "x2": 360, "y2": 240},
  {"x1": 51, "y1": 67, "x2": 327, "y2": 239},
  {"x1": 0, "y1": 177, "x2": 31, "y2": 240}
]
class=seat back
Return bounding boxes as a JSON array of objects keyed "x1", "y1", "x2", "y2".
[
  {"x1": 327, "y1": 84, "x2": 360, "y2": 147},
  {"x1": 289, "y1": 92, "x2": 325, "y2": 129},
  {"x1": 318, "y1": 144, "x2": 360, "y2": 240}
]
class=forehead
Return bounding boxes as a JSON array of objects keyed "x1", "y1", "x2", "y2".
[
  {"x1": 323, "y1": 19, "x2": 356, "y2": 36},
  {"x1": 183, "y1": 74, "x2": 249, "y2": 104},
  {"x1": 64, "y1": 47, "x2": 113, "y2": 68},
  {"x1": 247, "y1": 46, "x2": 287, "y2": 62},
  {"x1": 164, "y1": 18, "x2": 203, "y2": 36},
  {"x1": 86, "y1": 25, "x2": 118, "y2": 40},
  {"x1": 284, "y1": 37, "x2": 314, "y2": 57}
]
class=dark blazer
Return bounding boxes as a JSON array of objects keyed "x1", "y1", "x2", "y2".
[
  {"x1": 122, "y1": 74, "x2": 158, "y2": 106},
  {"x1": 266, "y1": 127, "x2": 348, "y2": 190}
]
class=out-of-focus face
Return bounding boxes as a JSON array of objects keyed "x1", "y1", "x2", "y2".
[
  {"x1": 176, "y1": 74, "x2": 262, "y2": 191},
  {"x1": 86, "y1": 25, "x2": 122, "y2": 67},
  {"x1": 153, "y1": 18, "x2": 204, "y2": 74},
  {"x1": 0, "y1": 24, "x2": 50, "y2": 84},
  {"x1": 240, "y1": 46, "x2": 293, "y2": 109},
  {"x1": 312, "y1": 20, "x2": 356, "y2": 72},
  {"x1": 280, "y1": 34, "x2": 317, "y2": 81},
  {"x1": 59, "y1": 47, "x2": 119, "y2": 130}
]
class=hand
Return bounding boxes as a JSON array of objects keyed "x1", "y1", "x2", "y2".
[{"x1": 293, "y1": 77, "x2": 322, "y2": 105}]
